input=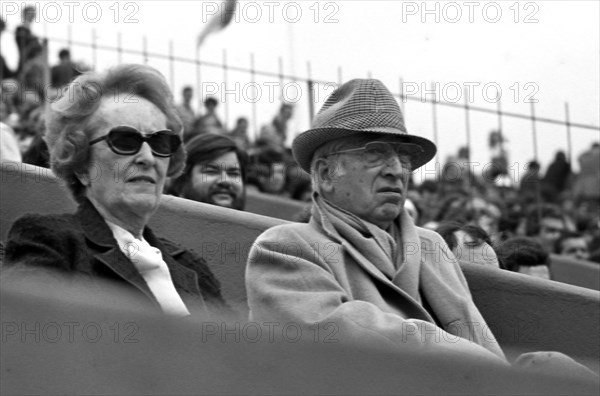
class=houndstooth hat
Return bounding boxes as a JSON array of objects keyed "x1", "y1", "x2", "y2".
[{"x1": 292, "y1": 78, "x2": 437, "y2": 173}]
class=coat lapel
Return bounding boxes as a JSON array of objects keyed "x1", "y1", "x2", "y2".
[
  {"x1": 143, "y1": 229, "x2": 202, "y2": 297},
  {"x1": 76, "y1": 199, "x2": 157, "y2": 305}
]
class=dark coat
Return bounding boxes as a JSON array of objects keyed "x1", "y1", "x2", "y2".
[{"x1": 3, "y1": 199, "x2": 228, "y2": 316}]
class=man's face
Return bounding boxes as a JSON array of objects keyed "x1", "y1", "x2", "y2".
[
  {"x1": 452, "y1": 230, "x2": 499, "y2": 267},
  {"x1": 518, "y1": 265, "x2": 551, "y2": 280},
  {"x1": 183, "y1": 89, "x2": 193, "y2": 103},
  {"x1": 559, "y1": 237, "x2": 590, "y2": 261},
  {"x1": 281, "y1": 106, "x2": 293, "y2": 120},
  {"x1": 320, "y1": 139, "x2": 412, "y2": 229},
  {"x1": 259, "y1": 162, "x2": 286, "y2": 194},
  {"x1": 181, "y1": 151, "x2": 245, "y2": 210},
  {"x1": 538, "y1": 217, "x2": 565, "y2": 251}
]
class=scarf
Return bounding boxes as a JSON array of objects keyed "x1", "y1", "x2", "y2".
[{"x1": 314, "y1": 194, "x2": 422, "y2": 303}]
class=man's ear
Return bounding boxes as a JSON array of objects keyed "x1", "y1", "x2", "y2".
[{"x1": 315, "y1": 158, "x2": 338, "y2": 193}]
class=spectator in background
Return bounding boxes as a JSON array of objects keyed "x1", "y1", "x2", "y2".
[
  {"x1": 542, "y1": 151, "x2": 571, "y2": 202},
  {"x1": 247, "y1": 143, "x2": 287, "y2": 196},
  {"x1": 1, "y1": 17, "x2": 17, "y2": 80},
  {"x1": 227, "y1": 116, "x2": 250, "y2": 150},
  {"x1": 175, "y1": 86, "x2": 196, "y2": 137},
  {"x1": 573, "y1": 142, "x2": 600, "y2": 209},
  {"x1": 523, "y1": 204, "x2": 568, "y2": 254},
  {"x1": 437, "y1": 222, "x2": 500, "y2": 268},
  {"x1": 497, "y1": 237, "x2": 551, "y2": 279},
  {"x1": 554, "y1": 232, "x2": 590, "y2": 261},
  {"x1": 259, "y1": 102, "x2": 293, "y2": 148},
  {"x1": 190, "y1": 96, "x2": 223, "y2": 140},
  {"x1": 0, "y1": 121, "x2": 21, "y2": 162},
  {"x1": 168, "y1": 133, "x2": 247, "y2": 211},
  {"x1": 488, "y1": 130, "x2": 510, "y2": 187},
  {"x1": 51, "y1": 49, "x2": 81, "y2": 88},
  {"x1": 519, "y1": 160, "x2": 541, "y2": 204},
  {"x1": 15, "y1": 5, "x2": 41, "y2": 76},
  {"x1": 20, "y1": 104, "x2": 48, "y2": 167}
]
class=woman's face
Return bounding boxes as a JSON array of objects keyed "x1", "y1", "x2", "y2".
[{"x1": 83, "y1": 95, "x2": 170, "y2": 223}]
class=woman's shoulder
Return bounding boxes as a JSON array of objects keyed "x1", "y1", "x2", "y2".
[{"x1": 9, "y1": 212, "x2": 80, "y2": 237}]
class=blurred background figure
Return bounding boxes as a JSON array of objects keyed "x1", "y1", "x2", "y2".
[
  {"x1": 497, "y1": 237, "x2": 551, "y2": 279},
  {"x1": 247, "y1": 142, "x2": 287, "y2": 196},
  {"x1": 190, "y1": 96, "x2": 223, "y2": 140},
  {"x1": 175, "y1": 86, "x2": 196, "y2": 138},
  {"x1": 437, "y1": 222, "x2": 500, "y2": 268},
  {"x1": 15, "y1": 5, "x2": 41, "y2": 77},
  {"x1": 522, "y1": 204, "x2": 569, "y2": 255},
  {"x1": 541, "y1": 151, "x2": 572, "y2": 203},
  {"x1": 51, "y1": 48, "x2": 81, "y2": 89},
  {"x1": 519, "y1": 160, "x2": 541, "y2": 205},
  {"x1": 554, "y1": 231, "x2": 590, "y2": 261},
  {"x1": 259, "y1": 102, "x2": 293, "y2": 148},
  {"x1": 488, "y1": 130, "x2": 511, "y2": 187},
  {"x1": 1, "y1": 17, "x2": 17, "y2": 80},
  {"x1": 168, "y1": 133, "x2": 247, "y2": 211},
  {"x1": 227, "y1": 116, "x2": 250, "y2": 150},
  {"x1": 573, "y1": 143, "x2": 600, "y2": 210},
  {"x1": 0, "y1": 117, "x2": 21, "y2": 162}
]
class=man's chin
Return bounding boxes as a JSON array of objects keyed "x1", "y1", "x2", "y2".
[{"x1": 210, "y1": 195, "x2": 236, "y2": 208}]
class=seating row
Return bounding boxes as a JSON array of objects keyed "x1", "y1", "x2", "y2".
[{"x1": 1, "y1": 162, "x2": 598, "y2": 365}]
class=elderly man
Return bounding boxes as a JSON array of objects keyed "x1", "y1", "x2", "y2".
[
  {"x1": 246, "y1": 79, "x2": 507, "y2": 364},
  {"x1": 245, "y1": 80, "x2": 600, "y2": 379}
]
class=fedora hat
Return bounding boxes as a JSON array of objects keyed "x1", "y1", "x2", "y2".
[{"x1": 292, "y1": 79, "x2": 436, "y2": 173}]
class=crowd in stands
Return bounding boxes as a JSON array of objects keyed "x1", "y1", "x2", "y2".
[
  {"x1": 1, "y1": 7, "x2": 599, "y2": 279},
  {"x1": 1, "y1": 10, "x2": 599, "y2": 385}
]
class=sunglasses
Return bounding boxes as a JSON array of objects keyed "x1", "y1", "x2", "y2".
[
  {"x1": 323, "y1": 141, "x2": 423, "y2": 168},
  {"x1": 89, "y1": 126, "x2": 181, "y2": 158}
]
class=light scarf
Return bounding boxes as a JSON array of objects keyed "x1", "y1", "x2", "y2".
[
  {"x1": 315, "y1": 195, "x2": 422, "y2": 303},
  {"x1": 106, "y1": 221, "x2": 190, "y2": 317}
]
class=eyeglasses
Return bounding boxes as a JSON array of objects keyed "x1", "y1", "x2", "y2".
[
  {"x1": 89, "y1": 126, "x2": 181, "y2": 158},
  {"x1": 323, "y1": 141, "x2": 423, "y2": 168}
]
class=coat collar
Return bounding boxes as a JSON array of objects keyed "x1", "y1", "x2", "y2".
[{"x1": 76, "y1": 199, "x2": 201, "y2": 303}]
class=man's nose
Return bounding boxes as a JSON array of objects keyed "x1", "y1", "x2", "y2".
[{"x1": 382, "y1": 155, "x2": 408, "y2": 177}]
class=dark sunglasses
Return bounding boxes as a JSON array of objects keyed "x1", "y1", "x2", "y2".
[{"x1": 89, "y1": 126, "x2": 181, "y2": 158}]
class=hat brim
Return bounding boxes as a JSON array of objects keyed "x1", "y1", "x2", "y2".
[{"x1": 292, "y1": 127, "x2": 437, "y2": 173}]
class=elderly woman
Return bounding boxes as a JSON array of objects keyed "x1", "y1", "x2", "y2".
[{"x1": 3, "y1": 64, "x2": 227, "y2": 317}]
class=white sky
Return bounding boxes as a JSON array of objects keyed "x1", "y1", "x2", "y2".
[{"x1": 1, "y1": 0, "x2": 599, "y2": 176}]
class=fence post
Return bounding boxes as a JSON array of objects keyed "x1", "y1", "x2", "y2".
[
  {"x1": 565, "y1": 102, "x2": 573, "y2": 164},
  {"x1": 222, "y1": 49, "x2": 229, "y2": 128},
  {"x1": 117, "y1": 32, "x2": 123, "y2": 64},
  {"x1": 250, "y1": 52, "x2": 258, "y2": 141},
  {"x1": 168, "y1": 40, "x2": 175, "y2": 89},
  {"x1": 91, "y1": 28, "x2": 97, "y2": 69},
  {"x1": 307, "y1": 61, "x2": 314, "y2": 122},
  {"x1": 431, "y1": 82, "x2": 439, "y2": 166},
  {"x1": 142, "y1": 36, "x2": 148, "y2": 64}
]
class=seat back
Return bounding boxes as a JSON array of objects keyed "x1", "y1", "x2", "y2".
[
  {"x1": 1, "y1": 162, "x2": 598, "y2": 362},
  {"x1": 550, "y1": 254, "x2": 600, "y2": 291},
  {"x1": 245, "y1": 189, "x2": 310, "y2": 221}
]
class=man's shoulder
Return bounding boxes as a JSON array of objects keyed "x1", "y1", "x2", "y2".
[
  {"x1": 256, "y1": 221, "x2": 327, "y2": 244},
  {"x1": 415, "y1": 226, "x2": 446, "y2": 246}
]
